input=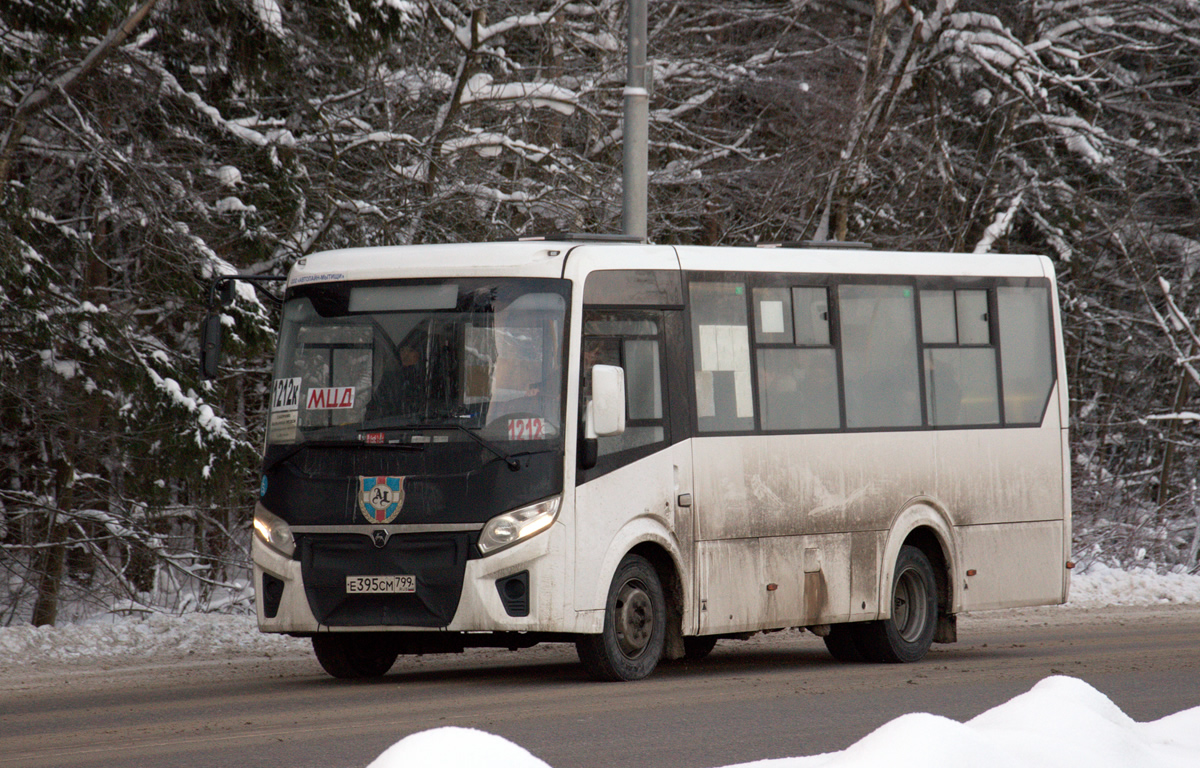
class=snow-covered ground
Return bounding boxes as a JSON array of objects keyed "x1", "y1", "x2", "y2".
[{"x1": 2, "y1": 564, "x2": 1199, "y2": 768}]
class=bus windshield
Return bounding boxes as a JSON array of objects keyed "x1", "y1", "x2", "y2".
[{"x1": 267, "y1": 278, "x2": 568, "y2": 446}]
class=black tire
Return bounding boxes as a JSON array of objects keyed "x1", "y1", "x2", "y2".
[
  {"x1": 311, "y1": 633, "x2": 399, "y2": 679},
  {"x1": 576, "y1": 554, "x2": 667, "y2": 681},
  {"x1": 683, "y1": 635, "x2": 719, "y2": 661},
  {"x1": 822, "y1": 622, "x2": 866, "y2": 662},
  {"x1": 856, "y1": 545, "x2": 938, "y2": 663}
]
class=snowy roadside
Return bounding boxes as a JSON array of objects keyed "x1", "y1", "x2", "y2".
[
  {"x1": 1, "y1": 564, "x2": 1198, "y2": 674},
  {"x1": 367, "y1": 677, "x2": 1200, "y2": 768}
]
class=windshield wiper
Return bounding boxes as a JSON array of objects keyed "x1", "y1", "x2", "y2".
[
  {"x1": 437, "y1": 422, "x2": 521, "y2": 471},
  {"x1": 263, "y1": 438, "x2": 422, "y2": 472},
  {"x1": 396, "y1": 421, "x2": 520, "y2": 472}
]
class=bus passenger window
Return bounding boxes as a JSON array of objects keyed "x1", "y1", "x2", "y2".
[
  {"x1": 839, "y1": 285, "x2": 922, "y2": 429},
  {"x1": 691, "y1": 282, "x2": 754, "y2": 432},
  {"x1": 753, "y1": 287, "x2": 793, "y2": 344},
  {"x1": 924, "y1": 348, "x2": 999, "y2": 426},
  {"x1": 997, "y1": 286, "x2": 1055, "y2": 425},
  {"x1": 920, "y1": 289, "x2": 999, "y2": 427},
  {"x1": 792, "y1": 287, "x2": 830, "y2": 346},
  {"x1": 753, "y1": 285, "x2": 839, "y2": 432},
  {"x1": 758, "y1": 348, "x2": 840, "y2": 431},
  {"x1": 919, "y1": 290, "x2": 957, "y2": 344},
  {"x1": 956, "y1": 290, "x2": 990, "y2": 345}
]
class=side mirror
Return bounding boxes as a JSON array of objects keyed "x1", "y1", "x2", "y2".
[
  {"x1": 199, "y1": 312, "x2": 224, "y2": 381},
  {"x1": 590, "y1": 364, "x2": 626, "y2": 437}
]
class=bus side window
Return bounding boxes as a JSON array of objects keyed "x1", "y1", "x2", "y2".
[
  {"x1": 838, "y1": 284, "x2": 922, "y2": 429},
  {"x1": 753, "y1": 285, "x2": 840, "y2": 432},
  {"x1": 920, "y1": 289, "x2": 1000, "y2": 427},
  {"x1": 581, "y1": 313, "x2": 665, "y2": 461},
  {"x1": 997, "y1": 286, "x2": 1055, "y2": 425},
  {"x1": 691, "y1": 281, "x2": 754, "y2": 433}
]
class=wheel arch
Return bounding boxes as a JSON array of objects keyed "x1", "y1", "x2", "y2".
[
  {"x1": 586, "y1": 522, "x2": 688, "y2": 658},
  {"x1": 879, "y1": 499, "x2": 959, "y2": 621},
  {"x1": 627, "y1": 540, "x2": 687, "y2": 660}
]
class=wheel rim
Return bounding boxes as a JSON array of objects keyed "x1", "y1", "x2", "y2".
[
  {"x1": 613, "y1": 578, "x2": 653, "y2": 658},
  {"x1": 893, "y1": 566, "x2": 929, "y2": 643}
]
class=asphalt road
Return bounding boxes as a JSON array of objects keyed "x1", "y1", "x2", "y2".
[{"x1": 2, "y1": 605, "x2": 1198, "y2": 768}]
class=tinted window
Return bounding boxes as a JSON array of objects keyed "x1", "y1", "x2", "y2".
[
  {"x1": 920, "y1": 288, "x2": 999, "y2": 427},
  {"x1": 757, "y1": 348, "x2": 840, "y2": 431},
  {"x1": 839, "y1": 284, "x2": 921, "y2": 428},
  {"x1": 998, "y1": 286, "x2": 1055, "y2": 425}
]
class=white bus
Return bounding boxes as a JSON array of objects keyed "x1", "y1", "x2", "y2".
[{"x1": 229, "y1": 237, "x2": 1071, "y2": 680}]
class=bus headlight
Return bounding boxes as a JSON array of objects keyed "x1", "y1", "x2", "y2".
[
  {"x1": 253, "y1": 505, "x2": 295, "y2": 558},
  {"x1": 478, "y1": 497, "x2": 561, "y2": 556}
]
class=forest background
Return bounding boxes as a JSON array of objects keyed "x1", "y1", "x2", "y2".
[{"x1": 2, "y1": 0, "x2": 1199, "y2": 626}]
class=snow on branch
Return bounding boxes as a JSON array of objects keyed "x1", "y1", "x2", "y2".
[
  {"x1": 449, "y1": 3, "x2": 572, "y2": 49},
  {"x1": 249, "y1": 0, "x2": 285, "y2": 38},
  {"x1": 140, "y1": 56, "x2": 291, "y2": 150},
  {"x1": 973, "y1": 191, "x2": 1025, "y2": 254},
  {"x1": 1039, "y1": 114, "x2": 1115, "y2": 165},
  {"x1": 1145, "y1": 412, "x2": 1200, "y2": 422},
  {"x1": 343, "y1": 131, "x2": 422, "y2": 152},
  {"x1": 460, "y1": 73, "x2": 578, "y2": 115},
  {"x1": 440, "y1": 131, "x2": 567, "y2": 171}
]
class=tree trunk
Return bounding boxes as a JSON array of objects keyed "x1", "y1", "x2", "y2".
[{"x1": 31, "y1": 459, "x2": 74, "y2": 626}]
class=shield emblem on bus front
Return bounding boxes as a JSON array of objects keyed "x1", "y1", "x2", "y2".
[{"x1": 358, "y1": 476, "x2": 405, "y2": 524}]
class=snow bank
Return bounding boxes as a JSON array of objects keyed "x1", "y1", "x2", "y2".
[
  {"x1": 367, "y1": 678, "x2": 1200, "y2": 768},
  {"x1": 368, "y1": 727, "x2": 551, "y2": 768},
  {"x1": 0, "y1": 613, "x2": 304, "y2": 667},
  {"x1": 1068, "y1": 563, "x2": 1200, "y2": 607}
]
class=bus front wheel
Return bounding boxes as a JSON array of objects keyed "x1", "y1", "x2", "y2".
[
  {"x1": 577, "y1": 554, "x2": 666, "y2": 681},
  {"x1": 312, "y1": 633, "x2": 399, "y2": 679},
  {"x1": 856, "y1": 545, "x2": 938, "y2": 663}
]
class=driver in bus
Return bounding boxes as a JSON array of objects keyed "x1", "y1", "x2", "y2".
[{"x1": 365, "y1": 336, "x2": 425, "y2": 421}]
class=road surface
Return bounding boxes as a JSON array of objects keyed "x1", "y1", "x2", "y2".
[{"x1": 2, "y1": 604, "x2": 1198, "y2": 768}]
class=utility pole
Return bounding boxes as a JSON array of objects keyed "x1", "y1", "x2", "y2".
[{"x1": 622, "y1": 0, "x2": 648, "y2": 241}]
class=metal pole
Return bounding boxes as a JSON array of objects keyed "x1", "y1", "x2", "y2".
[{"x1": 622, "y1": 0, "x2": 648, "y2": 241}]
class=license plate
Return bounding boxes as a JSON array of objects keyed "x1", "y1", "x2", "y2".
[{"x1": 346, "y1": 575, "x2": 416, "y2": 594}]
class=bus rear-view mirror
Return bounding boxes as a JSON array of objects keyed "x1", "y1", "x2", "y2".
[
  {"x1": 591, "y1": 364, "x2": 626, "y2": 437},
  {"x1": 199, "y1": 312, "x2": 224, "y2": 381}
]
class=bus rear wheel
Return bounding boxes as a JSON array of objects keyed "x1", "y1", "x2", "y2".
[
  {"x1": 577, "y1": 554, "x2": 666, "y2": 681},
  {"x1": 312, "y1": 633, "x2": 399, "y2": 679},
  {"x1": 856, "y1": 545, "x2": 938, "y2": 664}
]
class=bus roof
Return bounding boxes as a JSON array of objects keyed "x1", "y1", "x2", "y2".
[
  {"x1": 672, "y1": 245, "x2": 1051, "y2": 279},
  {"x1": 287, "y1": 241, "x2": 1052, "y2": 289}
]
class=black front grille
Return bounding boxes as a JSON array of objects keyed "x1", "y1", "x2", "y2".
[{"x1": 299, "y1": 533, "x2": 469, "y2": 627}]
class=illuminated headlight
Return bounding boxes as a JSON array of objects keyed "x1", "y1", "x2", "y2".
[
  {"x1": 253, "y1": 505, "x2": 295, "y2": 558},
  {"x1": 478, "y1": 497, "x2": 561, "y2": 556}
]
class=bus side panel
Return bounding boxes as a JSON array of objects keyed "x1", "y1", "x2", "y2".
[
  {"x1": 697, "y1": 534, "x2": 852, "y2": 634},
  {"x1": 848, "y1": 530, "x2": 882, "y2": 622},
  {"x1": 955, "y1": 520, "x2": 1066, "y2": 610},
  {"x1": 572, "y1": 443, "x2": 692, "y2": 617},
  {"x1": 692, "y1": 428, "x2": 1063, "y2": 543},
  {"x1": 690, "y1": 417, "x2": 1066, "y2": 628}
]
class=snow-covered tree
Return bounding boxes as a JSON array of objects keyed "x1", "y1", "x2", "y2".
[{"x1": 3, "y1": 0, "x2": 1200, "y2": 624}]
